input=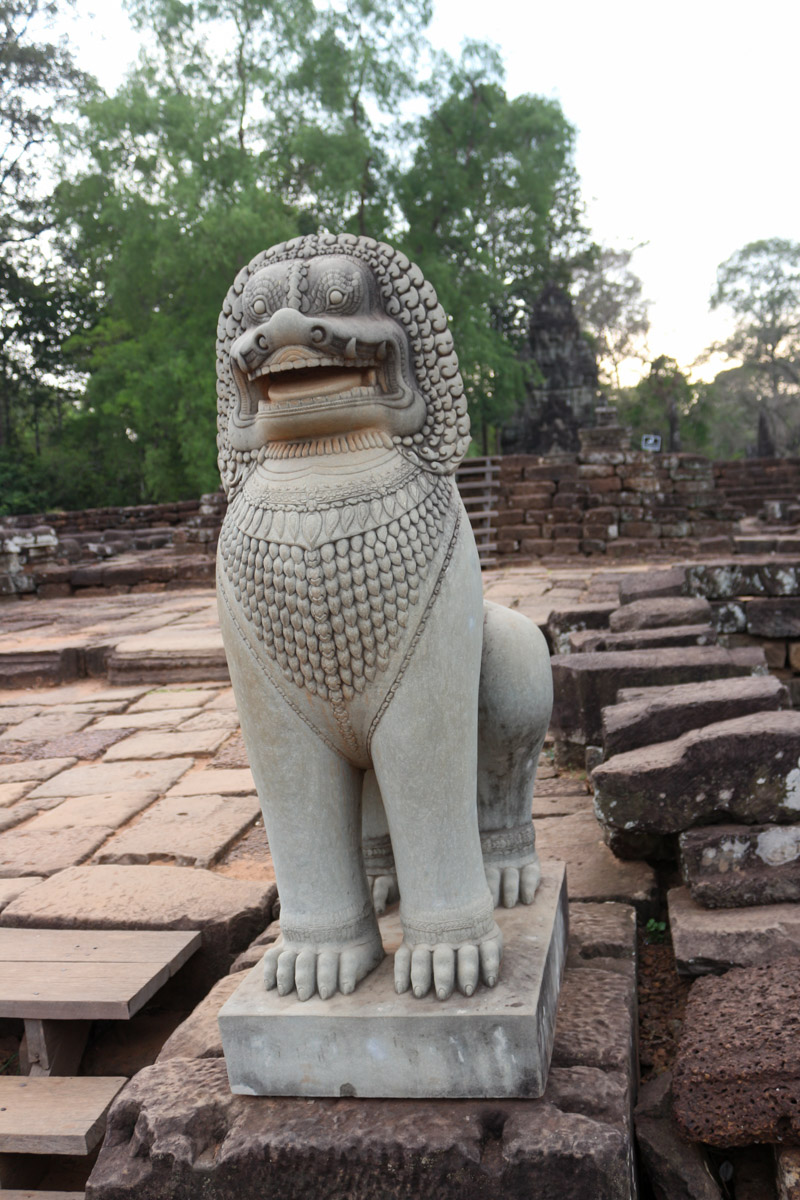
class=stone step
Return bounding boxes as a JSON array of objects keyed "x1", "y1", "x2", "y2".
[
  {"x1": 685, "y1": 559, "x2": 800, "y2": 599},
  {"x1": 668, "y1": 885, "x2": 800, "y2": 975},
  {"x1": 617, "y1": 567, "x2": 687, "y2": 605},
  {"x1": 602, "y1": 674, "x2": 789, "y2": 758},
  {"x1": 679, "y1": 822, "x2": 800, "y2": 909},
  {"x1": 0, "y1": 1075, "x2": 126, "y2": 1154},
  {"x1": 608, "y1": 595, "x2": 711, "y2": 631},
  {"x1": 0, "y1": 650, "x2": 84, "y2": 691},
  {"x1": 106, "y1": 628, "x2": 229, "y2": 685},
  {"x1": 551, "y1": 645, "x2": 766, "y2": 765},
  {"x1": 592, "y1": 710, "x2": 800, "y2": 859},
  {"x1": 568, "y1": 624, "x2": 716, "y2": 654}
]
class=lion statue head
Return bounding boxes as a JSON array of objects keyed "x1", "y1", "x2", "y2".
[{"x1": 216, "y1": 233, "x2": 471, "y2": 496}]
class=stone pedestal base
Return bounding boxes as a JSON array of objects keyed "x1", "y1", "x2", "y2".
[{"x1": 219, "y1": 862, "x2": 568, "y2": 1099}]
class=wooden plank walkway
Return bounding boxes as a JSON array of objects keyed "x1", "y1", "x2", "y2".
[
  {"x1": 0, "y1": 929, "x2": 200, "y2": 1021},
  {"x1": 0, "y1": 1076, "x2": 126, "y2": 1155},
  {"x1": 456, "y1": 457, "x2": 501, "y2": 570}
]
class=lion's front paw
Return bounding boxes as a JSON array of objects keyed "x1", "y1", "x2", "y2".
[
  {"x1": 263, "y1": 934, "x2": 384, "y2": 1001},
  {"x1": 393, "y1": 926, "x2": 503, "y2": 1001},
  {"x1": 369, "y1": 871, "x2": 400, "y2": 915},
  {"x1": 485, "y1": 859, "x2": 541, "y2": 908}
]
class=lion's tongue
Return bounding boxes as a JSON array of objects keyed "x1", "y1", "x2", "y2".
[{"x1": 267, "y1": 368, "x2": 363, "y2": 403}]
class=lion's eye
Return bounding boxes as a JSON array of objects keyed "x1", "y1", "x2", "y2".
[
  {"x1": 253, "y1": 298, "x2": 267, "y2": 315},
  {"x1": 328, "y1": 288, "x2": 344, "y2": 306}
]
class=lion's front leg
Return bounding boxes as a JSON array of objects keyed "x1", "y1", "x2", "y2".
[{"x1": 219, "y1": 582, "x2": 384, "y2": 1001}]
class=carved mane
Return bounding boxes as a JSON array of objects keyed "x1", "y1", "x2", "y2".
[{"x1": 216, "y1": 233, "x2": 471, "y2": 497}]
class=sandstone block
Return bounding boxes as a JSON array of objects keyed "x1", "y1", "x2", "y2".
[
  {"x1": 0, "y1": 863, "x2": 275, "y2": 987},
  {"x1": 30, "y1": 790, "x2": 158, "y2": 830},
  {"x1": 551, "y1": 646, "x2": 766, "y2": 754},
  {"x1": 686, "y1": 560, "x2": 800, "y2": 599},
  {"x1": 746, "y1": 598, "x2": 800, "y2": 638},
  {"x1": 96, "y1": 793, "x2": 259, "y2": 868},
  {"x1": 617, "y1": 567, "x2": 687, "y2": 604},
  {"x1": 102, "y1": 729, "x2": 229, "y2": 761},
  {"x1": 545, "y1": 603, "x2": 618, "y2": 654},
  {"x1": 680, "y1": 822, "x2": 800, "y2": 908},
  {"x1": 0, "y1": 823, "x2": 113, "y2": 877},
  {"x1": 0, "y1": 875, "x2": 44, "y2": 912},
  {"x1": 551, "y1": 966, "x2": 635, "y2": 1076},
  {"x1": 86, "y1": 1057, "x2": 635, "y2": 1200},
  {"x1": 128, "y1": 688, "x2": 220, "y2": 712},
  {"x1": 535, "y1": 811, "x2": 656, "y2": 912},
  {"x1": 668, "y1": 886, "x2": 800, "y2": 974},
  {"x1": 603, "y1": 675, "x2": 788, "y2": 758},
  {"x1": 609, "y1": 596, "x2": 712, "y2": 632},
  {"x1": 672, "y1": 959, "x2": 800, "y2": 1145},
  {"x1": 93, "y1": 707, "x2": 201, "y2": 730},
  {"x1": 569, "y1": 625, "x2": 716, "y2": 654},
  {"x1": 0, "y1": 782, "x2": 32, "y2": 807},
  {"x1": 0, "y1": 709, "x2": 94, "y2": 745},
  {"x1": 28, "y1": 757, "x2": 195, "y2": 800},
  {"x1": 167, "y1": 767, "x2": 255, "y2": 796},
  {"x1": 593, "y1": 712, "x2": 800, "y2": 853}
]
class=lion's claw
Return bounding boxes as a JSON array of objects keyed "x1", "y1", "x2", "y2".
[
  {"x1": 263, "y1": 935, "x2": 384, "y2": 1001},
  {"x1": 393, "y1": 928, "x2": 502, "y2": 1000}
]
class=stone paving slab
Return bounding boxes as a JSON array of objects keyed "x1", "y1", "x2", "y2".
[
  {"x1": 178, "y1": 711, "x2": 240, "y2": 733},
  {"x1": 0, "y1": 683, "x2": 150, "y2": 707},
  {"x1": 92, "y1": 708, "x2": 202, "y2": 730},
  {"x1": 96, "y1": 793, "x2": 259, "y2": 868},
  {"x1": 0, "y1": 875, "x2": 43, "y2": 912},
  {"x1": 0, "y1": 710, "x2": 95, "y2": 745},
  {"x1": 669, "y1": 885, "x2": 800, "y2": 974},
  {"x1": 167, "y1": 767, "x2": 255, "y2": 797},
  {"x1": 127, "y1": 688, "x2": 220, "y2": 712},
  {"x1": 102, "y1": 729, "x2": 229, "y2": 761},
  {"x1": 28, "y1": 757, "x2": 195, "y2": 800},
  {"x1": 0, "y1": 782, "x2": 33, "y2": 807},
  {"x1": 0, "y1": 704, "x2": 43, "y2": 723},
  {"x1": 14, "y1": 727, "x2": 136, "y2": 762},
  {"x1": 0, "y1": 823, "x2": 113, "y2": 877},
  {"x1": 204, "y1": 689, "x2": 238, "y2": 711},
  {"x1": 536, "y1": 811, "x2": 657, "y2": 913},
  {"x1": 30, "y1": 791, "x2": 159, "y2": 831}
]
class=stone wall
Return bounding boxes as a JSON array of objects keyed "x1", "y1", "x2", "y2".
[
  {"x1": 3, "y1": 498, "x2": 203, "y2": 535},
  {"x1": 713, "y1": 458, "x2": 800, "y2": 516},
  {"x1": 496, "y1": 452, "x2": 740, "y2": 560}
]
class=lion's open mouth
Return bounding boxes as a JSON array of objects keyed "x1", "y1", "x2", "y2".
[{"x1": 236, "y1": 346, "x2": 390, "y2": 418}]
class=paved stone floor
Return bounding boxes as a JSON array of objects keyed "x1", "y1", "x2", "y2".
[{"x1": 0, "y1": 562, "x2": 663, "y2": 1197}]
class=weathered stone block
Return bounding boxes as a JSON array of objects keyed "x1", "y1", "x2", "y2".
[
  {"x1": 536, "y1": 811, "x2": 656, "y2": 912},
  {"x1": 617, "y1": 567, "x2": 687, "y2": 605},
  {"x1": 680, "y1": 822, "x2": 800, "y2": 908},
  {"x1": 95, "y1": 793, "x2": 259, "y2": 868},
  {"x1": 569, "y1": 625, "x2": 716, "y2": 654},
  {"x1": 545, "y1": 603, "x2": 618, "y2": 654},
  {"x1": 603, "y1": 675, "x2": 788, "y2": 758},
  {"x1": 668, "y1": 886, "x2": 800, "y2": 974},
  {"x1": 672, "y1": 960, "x2": 800, "y2": 1146},
  {"x1": 609, "y1": 596, "x2": 712, "y2": 632},
  {"x1": 593, "y1": 711, "x2": 800, "y2": 852},
  {"x1": 686, "y1": 560, "x2": 800, "y2": 599},
  {"x1": 746, "y1": 598, "x2": 800, "y2": 637},
  {"x1": 551, "y1": 646, "x2": 765, "y2": 755},
  {"x1": 85, "y1": 1057, "x2": 635, "y2": 1200}
]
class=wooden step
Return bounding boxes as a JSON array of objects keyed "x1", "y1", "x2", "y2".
[
  {"x1": 0, "y1": 1192, "x2": 85, "y2": 1199},
  {"x1": 0, "y1": 1076, "x2": 126, "y2": 1155},
  {"x1": 0, "y1": 929, "x2": 200, "y2": 1021}
]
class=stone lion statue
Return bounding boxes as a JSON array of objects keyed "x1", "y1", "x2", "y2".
[{"x1": 216, "y1": 233, "x2": 552, "y2": 1003}]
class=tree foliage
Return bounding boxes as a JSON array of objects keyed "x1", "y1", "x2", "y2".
[
  {"x1": 2, "y1": 0, "x2": 592, "y2": 509},
  {"x1": 616, "y1": 354, "x2": 712, "y2": 455},
  {"x1": 710, "y1": 237, "x2": 800, "y2": 456},
  {"x1": 571, "y1": 244, "x2": 650, "y2": 388}
]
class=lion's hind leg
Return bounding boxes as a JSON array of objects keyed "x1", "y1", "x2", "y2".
[{"x1": 477, "y1": 600, "x2": 553, "y2": 909}]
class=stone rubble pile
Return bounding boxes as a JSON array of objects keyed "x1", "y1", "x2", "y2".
[{"x1": 547, "y1": 556, "x2": 800, "y2": 1197}]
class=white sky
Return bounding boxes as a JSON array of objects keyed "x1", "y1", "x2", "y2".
[{"x1": 61, "y1": 0, "x2": 800, "y2": 385}]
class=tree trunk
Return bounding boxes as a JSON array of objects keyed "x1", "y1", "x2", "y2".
[{"x1": 757, "y1": 405, "x2": 776, "y2": 457}]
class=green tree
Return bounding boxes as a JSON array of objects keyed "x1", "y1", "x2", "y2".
[
  {"x1": 397, "y1": 43, "x2": 588, "y2": 452},
  {"x1": 571, "y1": 244, "x2": 650, "y2": 388},
  {"x1": 616, "y1": 355, "x2": 712, "y2": 454},
  {"x1": 0, "y1": 0, "x2": 93, "y2": 463},
  {"x1": 710, "y1": 237, "x2": 800, "y2": 456}
]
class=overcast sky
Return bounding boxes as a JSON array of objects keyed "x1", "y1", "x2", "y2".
[{"x1": 62, "y1": 0, "x2": 799, "y2": 384}]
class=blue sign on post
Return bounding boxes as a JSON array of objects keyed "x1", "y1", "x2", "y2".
[{"x1": 641, "y1": 434, "x2": 662, "y2": 452}]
